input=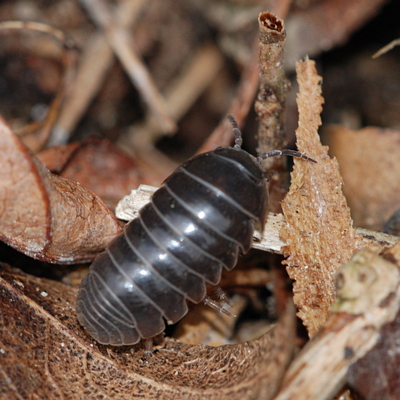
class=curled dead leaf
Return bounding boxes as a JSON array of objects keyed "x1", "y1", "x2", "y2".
[
  {"x1": 0, "y1": 21, "x2": 77, "y2": 152},
  {"x1": 0, "y1": 117, "x2": 121, "y2": 263},
  {"x1": 38, "y1": 137, "x2": 141, "y2": 210},
  {"x1": 37, "y1": 142, "x2": 81, "y2": 173},
  {"x1": 0, "y1": 264, "x2": 295, "y2": 399}
]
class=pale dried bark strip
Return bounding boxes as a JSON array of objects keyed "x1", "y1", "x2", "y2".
[
  {"x1": 116, "y1": 185, "x2": 398, "y2": 255},
  {"x1": 280, "y1": 58, "x2": 363, "y2": 337}
]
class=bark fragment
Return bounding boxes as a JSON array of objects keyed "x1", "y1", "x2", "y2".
[{"x1": 280, "y1": 58, "x2": 363, "y2": 336}]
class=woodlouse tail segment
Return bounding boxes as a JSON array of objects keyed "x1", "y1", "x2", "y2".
[
  {"x1": 257, "y1": 149, "x2": 317, "y2": 164},
  {"x1": 203, "y1": 295, "x2": 236, "y2": 318}
]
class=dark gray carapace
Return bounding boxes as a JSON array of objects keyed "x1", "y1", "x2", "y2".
[
  {"x1": 76, "y1": 113, "x2": 316, "y2": 347},
  {"x1": 76, "y1": 145, "x2": 268, "y2": 346}
]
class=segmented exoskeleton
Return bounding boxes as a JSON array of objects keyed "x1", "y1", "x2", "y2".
[{"x1": 76, "y1": 116, "x2": 314, "y2": 346}]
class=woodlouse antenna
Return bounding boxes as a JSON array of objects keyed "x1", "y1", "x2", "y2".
[
  {"x1": 227, "y1": 114, "x2": 243, "y2": 150},
  {"x1": 228, "y1": 115, "x2": 316, "y2": 164},
  {"x1": 257, "y1": 149, "x2": 317, "y2": 164}
]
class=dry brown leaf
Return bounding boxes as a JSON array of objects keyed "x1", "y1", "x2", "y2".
[
  {"x1": 0, "y1": 117, "x2": 121, "y2": 263},
  {"x1": 280, "y1": 58, "x2": 363, "y2": 336},
  {"x1": 39, "y1": 137, "x2": 141, "y2": 210},
  {"x1": 285, "y1": 0, "x2": 388, "y2": 69},
  {"x1": 273, "y1": 248, "x2": 400, "y2": 400},
  {"x1": 326, "y1": 125, "x2": 400, "y2": 231},
  {"x1": 37, "y1": 142, "x2": 81, "y2": 173},
  {"x1": 0, "y1": 265, "x2": 295, "y2": 400}
]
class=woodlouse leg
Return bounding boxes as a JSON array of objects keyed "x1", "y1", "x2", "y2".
[
  {"x1": 144, "y1": 338, "x2": 153, "y2": 361},
  {"x1": 210, "y1": 285, "x2": 233, "y2": 307},
  {"x1": 203, "y1": 296, "x2": 237, "y2": 318}
]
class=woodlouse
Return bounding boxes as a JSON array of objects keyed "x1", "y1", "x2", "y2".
[{"x1": 76, "y1": 116, "x2": 314, "y2": 346}]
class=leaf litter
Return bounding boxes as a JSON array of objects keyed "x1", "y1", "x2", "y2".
[
  {"x1": 1, "y1": 2, "x2": 400, "y2": 399},
  {"x1": 0, "y1": 117, "x2": 121, "y2": 264},
  {"x1": 0, "y1": 264, "x2": 295, "y2": 400}
]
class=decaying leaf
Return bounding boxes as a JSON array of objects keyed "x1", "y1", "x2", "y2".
[
  {"x1": 332, "y1": 248, "x2": 400, "y2": 314},
  {"x1": 273, "y1": 248, "x2": 400, "y2": 400},
  {"x1": 280, "y1": 58, "x2": 364, "y2": 336},
  {"x1": 0, "y1": 21, "x2": 77, "y2": 153},
  {"x1": 39, "y1": 137, "x2": 141, "y2": 210},
  {"x1": 326, "y1": 125, "x2": 400, "y2": 231},
  {"x1": 0, "y1": 264, "x2": 295, "y2": 400},
  {"x1": 332, "y1": 250, "x2": 400, "y2": 315},
  {"x1": 37, "y1": 142, "x2": 81, "y2": 173},
  {"x1": 285, "y1": 0, "x2": 388, "y2": 69},
  {"x1": 0, "y1": 117, "x2": 121, "y2": 263}
]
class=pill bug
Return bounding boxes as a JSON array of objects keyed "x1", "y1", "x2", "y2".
[{"x1": 76, "y1": 116, "x2": 314, "y2": 346}]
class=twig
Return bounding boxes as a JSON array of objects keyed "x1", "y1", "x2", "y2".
[
  {"x1": 115, "y1": 184, "x2": 399, "y2": 254},
  {"x1": 195, "y1": 1, "x2": 292, "y2": 155},
  {"x1": 255, "y1": 12, "x2": 290, "y2": 212},
  {"x1": 51, "y1": 0, "x2": 147, "y2": 145},
  {"x1": 119, "y1": 43, "x2": 224, "y2": 161},
  {"x1": 79, "y1": 0, "x2": 176, "y2": 133},
  {"x1": 372, "y1": 38, "x2": 400, "y2": 58},
  {"x1": 196, "y1": 50, "x2": 259, "y2": 154},
  {"x1": 255, "y1": 12, "x2": 288, "y2": 159}
]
